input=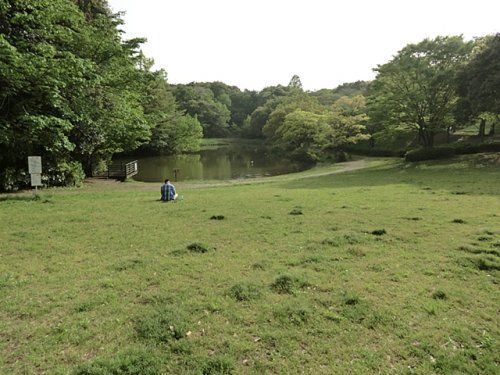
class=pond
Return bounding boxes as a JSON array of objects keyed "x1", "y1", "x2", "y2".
[{"x1": 126, "y1": 140, "x2": 312, "y2": 182}]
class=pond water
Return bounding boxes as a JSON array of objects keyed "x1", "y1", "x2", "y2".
[{"x1": 127, "y1": 141, "x2": 312, "y2": 182}]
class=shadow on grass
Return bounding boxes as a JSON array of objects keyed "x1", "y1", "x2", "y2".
[{"x1": 0, "y1": 195, "x2": 42, "y2": 203}]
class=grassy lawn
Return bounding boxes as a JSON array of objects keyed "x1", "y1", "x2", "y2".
[{"x1": 0, "y1": 154, "x2": 499, "y2": 374}]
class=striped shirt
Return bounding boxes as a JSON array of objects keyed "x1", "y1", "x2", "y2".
[{"x1": 161, "y1": 183, "x2": 176, "y2": 201}]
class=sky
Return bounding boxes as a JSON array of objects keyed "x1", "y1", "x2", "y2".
[{"x1": 108, "y1": 0, "x2": 500, "y2": 91}]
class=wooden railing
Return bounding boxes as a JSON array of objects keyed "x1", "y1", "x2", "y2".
[{"x1": 92, "y1": 160, "x2": 138, "y2": 180}]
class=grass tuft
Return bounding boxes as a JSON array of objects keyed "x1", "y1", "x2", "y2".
[
  {"x1": 371, "y1": 229, "x2": 386, "y2": 236},
  {"x1": 187, "y1": 242, "x2": 211, "y2": 253},
  {"x1": 201, "y1": 356, "x2": 235, "y2": 375},
  {"x1": 75, "y1": 349, "x2": 161, "y2": 375},
  {"x1": 452, "y1": 219, "x2": 466, "y2": 224},
  {"x1": 210, "y1": 215, "x2": 225, "y2": 220},
  {"x1": 432, "y1": 290, "x2": 447, "y2": 300},
  {"x1": 289, "y1": 208, "x2": 303, "y2": 215},
  {"x1": 271, "y1": 274, "x2": 301, "y2": 294},
  {"x1": 273, "y1": 305, "x2": 312, "y2": 326},
  {"x1": 229, "y1": 282, "x2": 262, "y2": 301},
  {"x1": 135, "y1": 306, "x2": 189, "y2": 344}
]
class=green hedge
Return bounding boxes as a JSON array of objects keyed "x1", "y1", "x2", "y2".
[
  {"x1": 344, "y1": 147, "x2": 406, "y2": 158},
  {"x1": 453, "y1": 142, "x2": 500, "y2": 154},
  {"x1": 405, "y1": 147, "x2": 455, "y2": 162},
  {"x1": 405, "y1": 142, "x2": 500, "y2": 162}
]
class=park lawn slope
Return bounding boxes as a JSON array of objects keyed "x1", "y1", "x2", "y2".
[{"x1": 0, "y1": 155, "x2": 499, "y2": 374}]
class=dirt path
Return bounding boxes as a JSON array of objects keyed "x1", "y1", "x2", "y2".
[{"x1": 180, "y1": 158, "x2": 371, "y2": 189}]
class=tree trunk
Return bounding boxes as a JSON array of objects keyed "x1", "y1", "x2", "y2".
[
  {"x1": 369, "y1": 136, "x2": 375, "y2": 148},
  {"x1": 446, "y1": 126, "x2": 452, "y2": 143},
  {"x1": 489, "y1": 122, "x2": 495, "y2": 136},
  {"x1": 427, "y1": 131, "x2": 435, "y2": 148},
  {"x1": 478, "y1": 118, "x2": 486, "y2": 140}
]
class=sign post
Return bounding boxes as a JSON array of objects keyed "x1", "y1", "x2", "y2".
[{"x1": 28, "y1": 156, "x2": 43, "y2": 192}]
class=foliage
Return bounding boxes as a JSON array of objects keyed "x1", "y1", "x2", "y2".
[
  {"x1": 456, "y1": 34, "x2": 500, "y2": 124},
  {"x1": 0, "y1": 0, "x2": 201, "y2": 190},
  {"x1": 263, "y1": 94, "x2": 368, "y2": 161},
  {"x1": 368, "y1": 36, "x2": 473, "y2": 148},
  {"x1": 172, "y1": 84, "x2": 231, "y2": 137},
  {"x1": 311, "y1": 81, "x2": 371, "y2": 106}
]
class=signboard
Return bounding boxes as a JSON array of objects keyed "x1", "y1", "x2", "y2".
[
  {"x1": 30, "y1": 173, "x2": 42, "y2": 187},
  {"x1": 28, "y1": 156, "x2": 42, "y2": 174},
  {"x1": 28, "y1": 156, "x2": 43, "y2": 188}
]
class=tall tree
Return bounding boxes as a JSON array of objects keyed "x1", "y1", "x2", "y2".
[
  {"x1": 456, "y1": 34, "x2": 500, "y2": 137},
  {"x1": 368, "y1": 36, "x2": 473, "y2": 148}
]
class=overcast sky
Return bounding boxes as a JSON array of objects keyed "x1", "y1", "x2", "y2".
[{"x1": 108, "y1": 0, "x2": 499, "y2": 91}]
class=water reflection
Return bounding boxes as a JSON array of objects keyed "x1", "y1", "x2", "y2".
[{"x1": 127, "y1": 143, "x2": 311, "y2": 182}]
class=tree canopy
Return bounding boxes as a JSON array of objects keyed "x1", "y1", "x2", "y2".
[{"x1": 367, "y1": 36, "x2": 473, "y2": 147}]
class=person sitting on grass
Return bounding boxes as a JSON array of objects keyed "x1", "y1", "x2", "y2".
[{"x1": 161, "y1": 179, "x2": 178, "y2": 202}]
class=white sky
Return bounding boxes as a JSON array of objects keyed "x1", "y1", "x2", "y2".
[{"x1": 108, "y1": 0, "x2": 500, "y2": 91}]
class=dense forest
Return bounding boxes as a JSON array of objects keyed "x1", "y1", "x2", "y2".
[{"x1": 0, "y1": 0, "x2": 498, "y2": 190}]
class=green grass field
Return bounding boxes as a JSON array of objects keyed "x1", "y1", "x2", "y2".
[{"x1": 0, "y1": 154, "x2": 499, "y2": 374}]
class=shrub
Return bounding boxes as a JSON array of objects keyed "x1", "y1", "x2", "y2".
[
  {"x1": 405, "y1": 142, "x2": 500, "y2": 162},
  {"x1": 453, "y1": 142, "x2": 500, "y2": 155},
  {"x1": 229, "y1": 282, "x2": 262, "y2": 301},
  {"x1": 405, "y1": 147, "x2": 455, "y2": 162},
  {"x1": 75, "y1": 349, "x2": 161, "y2": 375},
  {"x1": 45, "y1": 161, "x2": 85, "y2": 187},
  {"x1": 135, "y1": 306, "x2": 189, "y2": 344},
  {"x1": 371, "y1": 229, "x2": 387, "y2": 236}
]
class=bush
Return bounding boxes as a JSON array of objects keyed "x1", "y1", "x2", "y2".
[
  {"x1": 0, "y1": 167, "x2": 29, "y2": 191},
  {"x1": 45, "y1": 161, "x2": 85, "y2": 187},
  {"x1": 405, "y1": 147, "x2": 455, "y2": 162},
  {"x1": 345, "y1": 147, "x2": 406, "y2": 157},
  {"x1": 453, "y1": 142, "x2": 500, "y2": 154},
  {"x1": 405, "y1": 142, "x2": 500, "y2": 162}
]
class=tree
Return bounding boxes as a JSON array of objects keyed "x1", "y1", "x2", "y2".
[
  {"x1": 0, "y1": 0, "x2": 168, "y2": 189},
  {"x1": 368, "y1": 36, "x2": 473, "y2": 148},
  {"x1": 172, "y1": 84, "x2": 231, "y2": 137},
  {"x1": 456, "y1": 34, "x2": 500, "y2": 137},
  {"x1": 263, "y1": 94, "x2": 323, "y2": 140},
  {"x1": 288, "y1": 75, "x2": 303, "y2": 90},
  {"x1": 276, "y1": 110, "x2": 329, "y2": 160}
]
